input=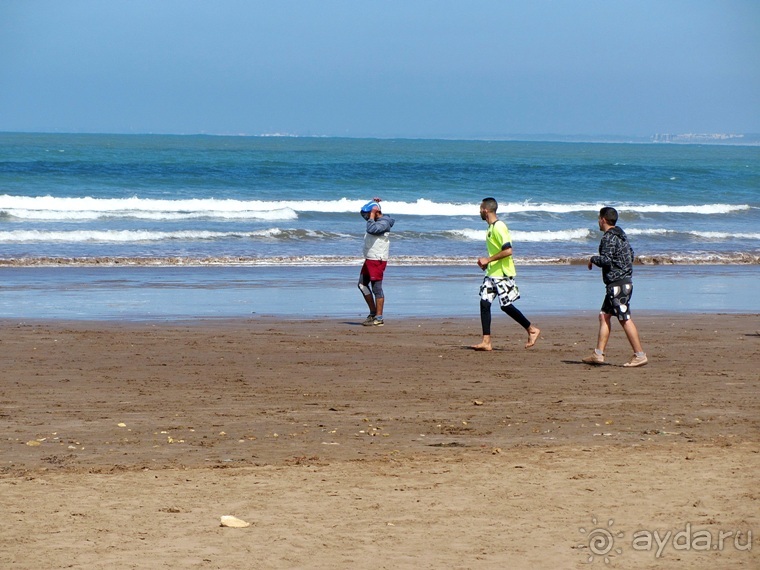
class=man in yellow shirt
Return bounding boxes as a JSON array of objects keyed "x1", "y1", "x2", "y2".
[{"x1": 471, "y1": 197, "x2": 541, "y2": 351}]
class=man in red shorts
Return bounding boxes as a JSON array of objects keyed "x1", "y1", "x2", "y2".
[{"x1": 358, "y1": 198, "x2": 395, "y2": 326}]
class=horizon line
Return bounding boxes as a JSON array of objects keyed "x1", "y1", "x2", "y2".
[{"x1": 2, "y1": 130, "x2": 759, "y2": 145}]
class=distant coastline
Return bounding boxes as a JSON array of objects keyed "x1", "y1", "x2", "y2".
[
  {"x1": 474, "y1": 133, "x2": 760, "y2": 146},
  {"x1": 3, "y1": 130, "x2": 760, "y2": 145},
  {"x1": 650, "y1": 133, "x2": 760, "y2": 145}
]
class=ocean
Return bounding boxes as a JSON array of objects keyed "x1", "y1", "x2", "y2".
[{"x1": 1, "y1": 133, "x2": 758, "y2": 320}]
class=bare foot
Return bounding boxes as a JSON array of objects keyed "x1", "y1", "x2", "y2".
[
  {"x1": 525, "y1": 327, "x2": 540, "y2": 349},
  {"x1": 470, "y1": 342, "x2": 493, "y2": 351}
]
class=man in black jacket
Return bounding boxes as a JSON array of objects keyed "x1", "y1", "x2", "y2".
[{"x1": 583, "y1": 206, "x2": 648, "y2": 367}]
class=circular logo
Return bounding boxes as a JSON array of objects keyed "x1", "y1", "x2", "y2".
[{"x1": 579, "y1": 517, "x2": 624, "y2": 564}]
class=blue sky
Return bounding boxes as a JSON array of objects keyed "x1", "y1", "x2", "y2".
[{"x1": 1, "y1": 1, "x2": 758, "y2": 138}]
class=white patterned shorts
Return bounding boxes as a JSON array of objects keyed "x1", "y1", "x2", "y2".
[{"x1": 479, "y1": 276, "x2": 521, "y2": 308}]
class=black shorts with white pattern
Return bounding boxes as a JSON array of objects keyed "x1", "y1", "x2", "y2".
[{"x1": 601, "y1": 281, "x2": 633, "y2": 321}]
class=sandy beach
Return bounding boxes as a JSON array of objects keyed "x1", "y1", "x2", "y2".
[{"x1": 1, "y1": 314, "x2": 758, "y2": 569}]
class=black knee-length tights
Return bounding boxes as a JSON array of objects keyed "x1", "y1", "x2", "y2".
[{"x1": 480, "y1": 299, "x2": 530, "y2": 335}]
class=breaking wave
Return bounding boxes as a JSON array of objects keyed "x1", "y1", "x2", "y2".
[
  {"x1": 0, "y1": 226, "x2": 757, "y2": 244},
  {"x1": 0, "y1": 195, "x2": 750, "y2": 220}
]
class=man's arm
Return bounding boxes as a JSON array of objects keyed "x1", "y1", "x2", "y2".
[
  {"x1": 366, "y1": 213, "x2": 395, "y2": 235},
  {"x1": 589, "y1": 233, "x2": 614, "y2": 269},
  {"x1": 477, "y1": 244, "x2": 513, "y2": 270}
]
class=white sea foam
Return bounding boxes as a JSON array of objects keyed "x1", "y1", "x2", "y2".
[
  {"x1": 625, "y1": 228, "x2": 677, "y2": 236},
  {"x1": 624, "y1": 204, "x2": 749, "y2": 215},
  {"x1": 698, "y1": 231, "x2": 760, "y2": 240},
  {"x1": 446, "y1": 228, "x2": 592, "y2": 242},
  {"x1": 513, "y1": 228, "x2": 593, "y2": 241},
  {"x1": 0, "y1": 195, "x2": 749, "y2": 220},
  {"x1": 2, "y1": 225, "x2": 755, "y2": 245},
  {"x1": 446, "y1": 229, "x2": 485, "y2": 241},
  {"x1": 431, "y1": 201, "x2": 749, "y2": 216},
  {"x1": 0, "y1": 230, "x2": 241, "y2": 242},
  {"x1": 2, "y1": 253, "x2": 758, "y2": 267},
  {"x1": 627, "y1": 228, "x2": 760, "y2": 240},
  {"x1": 0, "y1": 197, "x2": 297, "y2": 221},
  {"x1": 0, "y1": 228, "x2": 348, "y2": 243}
]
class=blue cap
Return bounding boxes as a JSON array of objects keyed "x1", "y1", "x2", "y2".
[{"x1": 360, "y1": 201, "x2": 381, "y2": 220}]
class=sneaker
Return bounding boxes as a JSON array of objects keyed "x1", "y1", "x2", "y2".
[
  {"x1": 362, "y1": 314, "x2": 376, "y2": 326},
  {"x1": 623, "y1": 354, "x2": 648, "y2": 367},
  {"x1": 582, "y1": 352, "x2": 605, "y2": 365},
  {"x1": 372, "y1": 317, "x2": 384, "y2": 327}
]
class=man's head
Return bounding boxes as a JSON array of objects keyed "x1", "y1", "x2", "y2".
[
  {"x1": 599, "y1": 206, "x2": 618, "y2": 229},
  {"x1": 361, "y1": 200, "x2": 381, "y2": 221},
  {"x1": 480, "y1": 197, "x2": 498, "y2": 220}
]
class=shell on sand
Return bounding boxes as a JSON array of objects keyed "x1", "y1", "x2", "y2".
[{"x1": 220, "y1": 515, "x2": 251, "y2": 528}]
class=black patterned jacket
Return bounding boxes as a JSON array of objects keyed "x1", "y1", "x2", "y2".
[{"x1": 590, "y1": 226, "x2": 634, "y2": 285}]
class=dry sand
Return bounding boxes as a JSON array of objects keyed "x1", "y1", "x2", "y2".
[{"x1": 1, "y1": 314, "x2": 758, "y2": 569}]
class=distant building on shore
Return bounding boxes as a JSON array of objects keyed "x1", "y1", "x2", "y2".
[{"x1": 652, "y1": 133, "x2": 746, "y2": 143}]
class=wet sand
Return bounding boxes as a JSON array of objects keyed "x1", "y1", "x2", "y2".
[{"x1": 1, "y1": 314, "x2": 758, "y2": 568}]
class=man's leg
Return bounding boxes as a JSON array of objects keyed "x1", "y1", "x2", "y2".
[
  {"x1": 621, "y1": 317, "x2": 648, "y2": 366},
  {"x1": 358, "y1": 273, "x2": 376, "y2": 315},
  {"x1": 596, "y1": 312, "x2": 612, "y2": 353},
  {"x1": 501, "y1": 304, "x2": 541, "y2": 348},
  {"x1": 583, "y1": 311, "x2": 612, "y2": 364},
  {"x1": 371, "y1": 280, "x2": 385, "y2": 322},
  {"x1": 621, "y1": 318, "x2": 644, "y2": 354},
  {"x1": 471, "y1": 299, "x2": 493, "y2": 350},
  {"x1": 375, "y1": 295, "x2": 384, "y2": 318}
]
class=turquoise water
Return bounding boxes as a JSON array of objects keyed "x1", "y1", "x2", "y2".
[
  {"x1": 0, "y1": 133, "x2": 758, "y2": 319},
  {"x1": 1, "y1": 133, "x2": 758, "y2": 264},
  {"x1": 0, "y1": 265, "x2": 757, "y2": 321}
]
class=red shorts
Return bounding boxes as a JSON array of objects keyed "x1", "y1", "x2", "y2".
[{"x1": 360, "y1": 259, "x2": 387, "y2": 282}]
